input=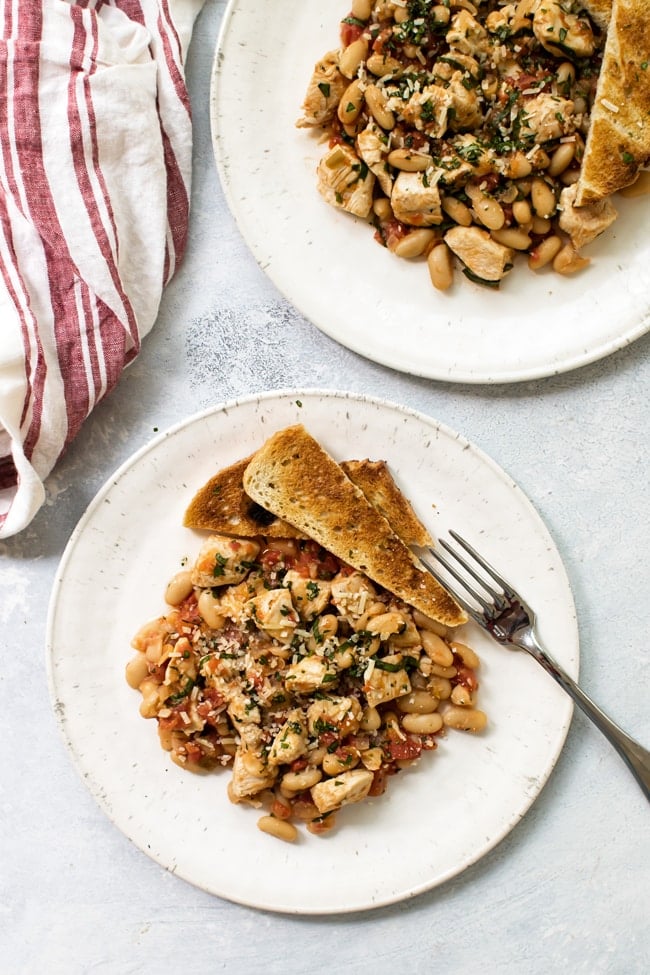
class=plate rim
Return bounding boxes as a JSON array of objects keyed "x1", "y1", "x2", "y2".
[
  {"x1": 209, "y1": 0, "x2": 650, "y2": 386},
  {"x1": 46, "y1": 387, "x2": 578, "y2": 913}
]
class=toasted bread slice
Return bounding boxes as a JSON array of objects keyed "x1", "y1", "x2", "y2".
[
  {"x1": 576, "y1": 0, "x2": 650, "y2": 204},
  {"x1": 242, "y1": 425, "x2": 466, "y2": 627},
  {"x1": 185, "y1": 455, "x2": 433, "y2": 548},
  {"x1": 340, "y1": 459, "x2": 433, "y2": 548},
  {"x1": 183, "y1": 455, "x2": 306, "y2": 538}
]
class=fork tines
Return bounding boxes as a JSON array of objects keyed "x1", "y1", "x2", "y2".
[{"x1": 414, "y1": 530, "x2": 513, "y2": 624}]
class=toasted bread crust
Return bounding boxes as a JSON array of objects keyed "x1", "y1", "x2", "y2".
[
  {"x1": 340, "y1": 459, "x2": 433, "y2": 548},
  {"x1": 183, "y1": 455, "x2": 306, "y2": 538},
  {"x1": 576, "y1": 0, "x2": 650, "y2": 204},
  {"x1": 242, "y1": 425, "x2": 466, "y2": 627}
]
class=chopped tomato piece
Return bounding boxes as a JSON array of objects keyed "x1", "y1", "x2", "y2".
[
  {"x1": 340, "y1": 18, "x2": 364, "y2": 47},
  {"x1": 386, "y1": 736, "x2": 423, "y2": 762}
]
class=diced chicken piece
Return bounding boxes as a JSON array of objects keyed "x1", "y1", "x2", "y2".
[
  {"x1": 444, "y1": 225, "x2": 514, "y2": 282},
  {"x1": 558, "y1": 184, "x2": 618, "y2": 250},
  {"x1": 331, "y1": 571, "x2": 377, "y2": 621},
  {"x1": 447, "y1": 72, "x2": 483, "y2": 131},
  {"x1": 306, "y1": 695, "x2": 362, "y2": 738},
  {"x1": 356, "y1": 122, "x2": 393, "y2": 196},
  {"x1": 317, "y1": 143, "x2": 376, "y2": 218},
  {"x1": 284, "y1": 655, "x2": 337, "y2": 694},
  {"x1": 191, "y1": 534, "x2": 260, "y2": 588},
  {"x1": 296, "y1": 50, "x2": 348, "y2": 128},
  {"x1": 226, "y1": 688, "x2": 261, "y2": 727},
  {"x1": 267, "y1": 710, "x2": 308, "y2": 767},
  {"x1": 391, "y1": 170, "x2": 443, "y2": 226},
  {"x1": 364, "y1": 654, "x2": 412, "y2": 707},
  {"x1": 213, "y1": 579, "x2": 257, "y2": 624},
  {"x1": 310, "y1": 769, "x2": 374, "y2": 815},
  {"x1": 229, "y1": 750, "x2": 276, "y2": 801},
  {"x1": 283, "y1": 570, "x2": 332, "y2": 621},
  {"x1": 533, "y1": 0, "x2": 595, "y2": 58},
  {"x1": 131, "y1": 617, "x2": 175, "y2": 660},
  {"x1": 247, "y1": 588, "x2": 299, "y2": 643},
  {"x1": 208, "y1": 674, "x2": 260, "y2": 726},
  {"x1": 485, "y1": 5, "x2": 516, "y2": 35},
  {"x1": 446, "y1": 10, "x2": 490, "y2": 57},
  {"x1": 518, "y1": 94, "x2": 576, "y2": 144},
  {"x1": 387, "y1": 84, "x2": 451, "y2": 138}
]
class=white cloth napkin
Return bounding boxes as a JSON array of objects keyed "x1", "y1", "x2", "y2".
[{"x1": 0, "y1": 0, "x2": 204, "y2": 538}]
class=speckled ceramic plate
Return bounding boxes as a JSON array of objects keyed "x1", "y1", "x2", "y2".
[
  {"x1": 210, "y1": 0, "x2": 650, "y2": 384},
  {"x1": 46, "y1": 390, "x2": 578, "y2": 913}
]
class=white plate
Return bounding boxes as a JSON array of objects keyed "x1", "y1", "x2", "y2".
[
  {"x1": 210, "y1": 0, "x2": 650, "y2": 384},
  {"x1": 47, "y1": 390, "x2": 578, "y2": 914}
]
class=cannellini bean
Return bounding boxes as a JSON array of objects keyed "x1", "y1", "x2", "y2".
[
  {"x1": 512, "y1": 199, "x2": 532, "y2": 225},
  {"x1": 432, "y1": 4, "x2": 451, "y2": 23},
  {"x1": 337, "y1": 79, "x2": 364, "y2": 124},
  {"x1": 428, "y1": 663, "x2": 457, "y2": 678},
  {"x1": 351, "y1": 0, "x2": 372, "y2": 18},
  {"x1": 394, "y1": 228, "x2": 437, "y2": 259},
  {"x1": 466, "y1": 185, "x2": 505, "y2": 230},
  {"x1": 397, "y1": 690, "x2": 439, "y2": 714},
  {"x1": 490, "y1": 227, "x2": 532, "y2": 250},
  {"x1": 125, "y1": 653, "x2": 149, "y2": 689},
  {"x1": 441, "y1": 195, "x2": 473, "y2": 227},
  {"x1": 165, "y1": 570, "x2": 193, "y2": 606},
  {"x1": 531, "y1": 178, "x2": 556, "y2": 218},
  {"x1": 401, "y1": 712, "x2": 444, "y2": 735},
  {"x1": 281, "y1": 766, "x2": 323, "y2": 793},
  {"x1": 197, "y1": 589, "x2": 226, "y2": 629},
  {"x1": 387, "y1": 148, "x2": 433, "y2": 172},
  {"x1": 553, "y1": 243, "x2": 590, "y2": 275},
  {"x1": 339, "y1": 37, "x2": 368, "y2": 78},
  {"x1": 451, "y1": 684, "x2": 474, "y2": 706},
  {"x1": 428, "y1": 676, "x2": 452, "y2": 700},
  {"x1": 421, "y1": 630, "x2": 454, "y2": 667},
  {"x1": 373, "y1": 197, "x2": 393, "y2": 220},
  {"x1": 366, "y1": 52, "x2": 402, "y2": 77},
  {"x1": 443, "y1": 706, "x2": 487, "y2": 731},
  {"x1": 527, "y1": 234, "x2": 562, "y2": 270},
  {"x1": 556, "y1": 61, "x2": 576, "y2": 86},
  {"x1": 450, "y1": 641, "x2": 480, "y2": 669},
  {"x1": 257, "y1": 816, "x2": 298, "y2": 843},
  {"x1": 427, "y1": 243, "x2": 454, "y2": 291},
  {"x1": 548, "y1": 141, "x2": 576, "y2": 177},
  {"x1": 360, "y1": 706, "x2": 381, "y2": 732},
  {"x1": 364, "y1": 85, "x2": 395, "y2": 130},
  {"x1": 411, "y1": 609, "x2": 448, "y2": 636},
  {"x1": 531, "y1": 216, "x2": 552, "y2": 235},
  {"x1": 560, "y1": 168, "x2": 581, "y2": 186},
  {"x1": 322, "y1": 748, "x2": 360, "y2": 776}
]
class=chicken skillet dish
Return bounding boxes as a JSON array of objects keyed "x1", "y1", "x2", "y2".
[
  {"x1": 297, "y1": 0, "x2": 622, "y2": 289},
  {"x1": 126, "y1": 428, "x2": 486, "y2": 842},
  {"x1": 127, "y1": 531, "x2": 485, "y2": 842}
]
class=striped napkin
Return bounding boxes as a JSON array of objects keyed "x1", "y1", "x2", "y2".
[{"x1": 0, "y1": 0, "x2": 204, "y2": 539}]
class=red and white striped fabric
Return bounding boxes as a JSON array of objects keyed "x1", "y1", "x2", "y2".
[{"x1": 0, "y1": 0, "x2": 204, "y2": 538}]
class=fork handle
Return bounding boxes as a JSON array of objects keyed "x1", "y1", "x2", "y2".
[{"x1": 521, "y1": 640, "x2": 650, "y2": 801}]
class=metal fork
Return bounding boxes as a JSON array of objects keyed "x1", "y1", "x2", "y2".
[{"x1": 414, "y1": 530, "x2": 650, "y2": 801}]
